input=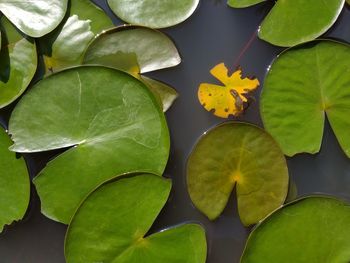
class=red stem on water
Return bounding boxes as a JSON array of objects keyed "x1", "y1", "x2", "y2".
[{"x1": 233, "y1": 28, "x2": 258, "y2": 69}]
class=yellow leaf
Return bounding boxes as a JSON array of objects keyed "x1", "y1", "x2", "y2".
[{"x1": 198, "y1": 63, "x2": 260, "y2": 118}]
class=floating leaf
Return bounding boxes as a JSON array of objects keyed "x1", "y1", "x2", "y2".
[
  {"x1": 83, "y1": 26, "x2": 180, "y2": 111},
  {"x1": 40, "y1": 0, "x2": 113, "y2": 73},
  {"x1": 0, "y1": 17, "x2": 37, "y2": 109},
  {"x1": 261, "y1": 40, "x2": 350, "y2": 157},
  {"x1": 241, "y1": 196, "x2": 350, "y2": 262},
  {"x1": 187, "y1": 122, "x2": 288, "y2": 226},
  {"x1": 228, "y1": 0, "x2": 344, "y2": 47},
  {"x1": 227, "y1": 0, "x2": 266, "y2": 8},
  {"x1": 84, "y1": 26, "x2": 181, "y2": 74},
  {"x1": 65, "y1": 174, "x2": 207, "y2": 263},
  {"x1": 0, "y1": 0, "x2": 68, "y2": 37},
  {"x1": 107, "y1": 0, "x2": 199, "y2": 28},
  {"x1": 8, "y1": 66, "x2": 170, "y2": 224},
  {"x1": 198, "y1": 63, "x2": 259, "y2": 118},
  {"x1": 141, "y1": 76, "x2": 178, "y2": 112},
  {"x1": 0, "y1": 128, "x2": 29, "y2": 232}
]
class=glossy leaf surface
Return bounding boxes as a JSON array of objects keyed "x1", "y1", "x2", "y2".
[
  {"x1": 259, "y1": 0, "x2": 344, "y2": 47},
  {"x1": 227, "y1": 0, "x2": 266, "y2": 8},
  {"x1": 141, "y1": 76, "x2": 178, "y2": 112},
  {"x1": 241, "y1": 196, "x2": 350, "y2": 262},
  {"x1": 41, "y1": 0, "x2": 113, "y2": 73},
  {"x1": 187, "y1": 122, "x2": 288, "y2": 226},
  {"x1": 261, "y1": 40, "x2": 350, "y2": 157},
  {"x1": 84, "y1": 26, "x2": 180, "y2": 111},
  {"x1": 107, "y1": 0, "x2": 199, "y2": 28},
  {"x1": 84, "y1": 26, "x2": 181, "y2": 74},
  {"x1": 8, "y1": 66, "x2": 170, "y2": 224},
  {"x1": 65, "y1": 174, "x2": 207, "y2": 263},
  {"x1": 198, "y1": 63, "x2": 259, "y2": 118},
  {"x1": 0, "y1": 17, "x2": 37, "y2": 108},
  {"x1": 0, "y1": 128, "x2": 29, "y2": 232},
  {"x1": 0, "y1": 0, "x2": 68, "y2": 37}
]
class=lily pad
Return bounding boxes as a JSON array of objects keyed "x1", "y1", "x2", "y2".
[
  {"x1": 228, "y1": 0, "x2": 344, "y2": 47},
  {"x1": 8, "y1": 66, "x2": 170, "y2": 224},
  {"x1": 0, "y1": 128, "x2": 29, "y2": 232},
  {"x1": 0, "y1": 0, "x2": 68, "y2": 37},
  {"x1": 261, "y1": 40, "x2": 350, "y2": 157},
  {"x1": 0, "y1": 17, "x2": 37, "y2": 109},
  {"x1": 227, "y1": 0, "x2": 266, "y2": 8},
  {"x1": 84, "y1": 26, "x2": 181, "y2": 74},
  {"x1": 107, "y1": 0, "x2": 199, "y2": 28},
  {"x1": 40, "y1": 0, "x2": 113, "y2": 73},
  {"x1": 65, "y1": 174, "x2": 207, "y2": 263},
  {"x1": 83, "y1": 26, "x2": 180, "y2": 111},
  {"x1": 241, "y1": 196, "x2": 350, "y2": 262},
  {"x1": 141, "y1": 76, "x2": 178, "y2": 112},
  {"x1": 187, "y1": 122, "x2": 288, "y2": 226}
]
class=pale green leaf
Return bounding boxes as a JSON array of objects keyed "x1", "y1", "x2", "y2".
[
  {"x1": 40, "y1": 0, "x2": 113, "y2": 73},
  {"x1": 0, "y1": 0, "x2": 68, "y2": 37},
  {"x1": 107, "y1": 0, "x2": 199, "y2": 28}
]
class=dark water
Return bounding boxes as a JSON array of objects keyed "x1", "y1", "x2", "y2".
[{"x1": 1, "y1": 1, "x2": 350, "y2": 262}]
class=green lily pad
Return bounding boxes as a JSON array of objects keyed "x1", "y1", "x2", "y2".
[
  {"x1": 84, "y1": 26, "x2": 181, "y2": 74},
  {"x1": 261, "y1": 40, "x2": 350, "y2": 157},
  {"x1": 187, "y1": 122, "x2": 288, "y2": 226},
  {"x1": 83, "y1": 26, "x2": 180, "y2": 111},
  {"x1": 0, "y1": 128, "x2": 29, "y2": 232},
  {"x1": 0, "y1": 0, "x2": 68, "y2": 37},
  {"x1": 8, "y1": 66, "x2": 170, "y2": 224},
  {"x1": 107, "y1": 0, "x2": 199, "y2": 28},
  {"x1": 228, "y1": 0, "x2": 344, "y2": 47},
  {"x1": 141, "y1": 76, "x2": 178, "y2": 112},
  {"x1": 241, "y1": 196, "x2": 350, "y2": 262},
  {"x1": 0, "y1": 17, "x2": 37, "y2": 109},
  {"x1": 65, "y1": 174, "x2": 207, "y2": 263},
  {"x1": 40, "y1": 0, "x2": 113, "y2": 73},
  {"x1": 227, "y1": 0, "x2": 266, "y2": 8}
]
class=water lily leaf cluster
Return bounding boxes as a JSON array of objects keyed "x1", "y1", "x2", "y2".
[
  {"x1": 187, "y1": 122, "x2": 288, "y2": 226},
  {"x1": 7, "y1": 64, "x2": 206, "y2": 261},
  {"x1": 0, "y1": 1, "x2": 206, "y2": 261},
  {"x1": 198, "y1": 63, "x2": 260, "y2": 118},
  {"x1": 228, "y1": 0, "x2": 345, "y2": 47},
  {"x1": 107, "y1": 0, "x2": 200, "y2": 28},
  {"x1": 241, "y1": 196, "x2": 350, "y2": 262},
  {"x1": 261, "y1": 40, "x2": 350, "y2": 158},
  {"x1": 0, "y1": 128, "x2": 29, "y2": 232},
  {"x1": 65, "y1": 174, "x2": 207, "y2": 263},
  {"x1": 9, "y1": 66, "x2": 170, "y2": 224},
  {"x1": 39, "y1": 0, "x2": 114, "y2": 73},
  {"x1": 0, "y1": 0, "x2": 184, "y2": 111}
]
